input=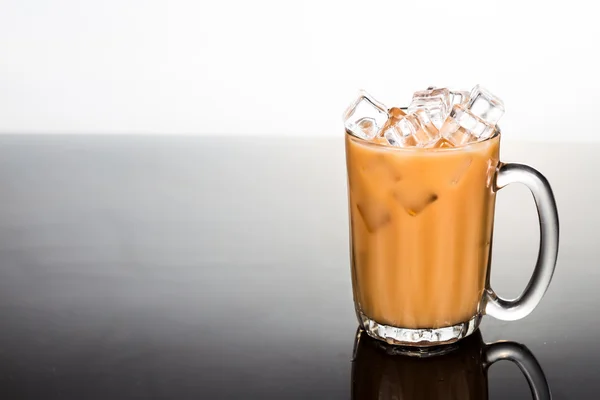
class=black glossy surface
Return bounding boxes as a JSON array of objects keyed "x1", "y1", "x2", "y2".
[{"x1": 0, "y1": 135, "x2": 595, "y2": 399}]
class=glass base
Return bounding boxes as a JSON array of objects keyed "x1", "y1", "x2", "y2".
[{"x1": 359, "y1": 311, "x2": 481, "y2": 348}]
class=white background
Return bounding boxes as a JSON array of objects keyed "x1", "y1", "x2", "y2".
[{"x1": 0, "y1": 0, "x2": 598, "y2": 140}]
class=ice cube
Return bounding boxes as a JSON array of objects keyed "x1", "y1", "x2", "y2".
[
  {"x1": 355, "y1": 119, "x2": 378, "y2": 139},
  {"x1": 467, "y1": 85, "x2": 505, "y2": 125},
  {"x1": 379, "y1": 107, "x2": 406, "y2": 136},
  {"x1": 450, "y1": 90, "x2": 469, "y2": 106},
  {"x1": 450, "y1": 157, "x2": 473, "y2": 184},
  {"x1": 356, "y1": 200, "x2": 391, "y2": 232},
  {"x1": 407, "y1": 88, "x2": 451, "y2": 129},
  {"x1": 392, "y1": 185, "x2": 438, "y2": 216},
  {"x1": 343, "y1": 91, "x2": 389, "y2": 140},
  {"x1": 439, "y1": 105, "x2": 489, "y2": 146},
  {"x1": 388, "y1": 107, "x2": 406, "y2": 120},
  {"x1": 360, "y1": 155, "x2": 402, "y2": 183},
  {"x1": 440, "y1": 86, "x2": 504, "y2": 146},
  {"x1": 383, "y1": 117, "x2": 416, "y2": 147},
  {"x1": 412, "y1": 110, "x2": 440, "y2": 144},
  {"x1": 424, "y1": 140, "x2": 474, "y2": 182},
  {"x1": 383, "y1": 109, "x2": 439, "y2": 148},
  {"x1": 430, "y1": 137, "x2": 454, "y2": 149}
]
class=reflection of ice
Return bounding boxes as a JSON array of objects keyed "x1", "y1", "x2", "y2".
[
  {"x1": 392, "y1": 186, "x2": 438, "y2": 216},
  {"x1": 377, "y1": 376, "x2": 396, "y2": 399},
  {"x1": 357, "y1": 200, "x2": 391, "y2": 232}
]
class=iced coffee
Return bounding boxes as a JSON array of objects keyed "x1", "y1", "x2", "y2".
[{"x1": 344, "y1": 85, "x2": 504, "y2": 335}]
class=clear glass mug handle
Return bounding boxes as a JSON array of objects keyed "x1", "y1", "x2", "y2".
[
  {"x1": 485, "y1": 163, "x2": 560, "y2": 321},
  {"x1": 485, "y1": 341, "x2": 552, "y2": 399}
]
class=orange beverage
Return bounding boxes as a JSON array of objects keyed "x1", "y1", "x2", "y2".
[{"x1": 345, "y1": 132, "x2": 500, "y2": 330}]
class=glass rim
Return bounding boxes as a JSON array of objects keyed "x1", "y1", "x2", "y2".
[{"x1": 346, "y1": 126, "x2": 501, "y2": 153}]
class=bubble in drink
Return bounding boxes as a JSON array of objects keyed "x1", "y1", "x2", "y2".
[
  {"x1": 407, "y1": 88, "x2": 451, "y2": 129},
  {"x1": 343, "y1": 90, "x2": 389, "y2": 140},
  {"x1": 383, "y1": 109, "x2": 439, "y2": 148},
  {"x1": 439, "y1": 85, "x2": 505, "y2": 146}
]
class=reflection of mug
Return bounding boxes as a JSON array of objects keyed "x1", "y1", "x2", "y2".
[
  {"x1": 345, "y1": 130, "x2": 559, "y2": 346},
  {"x1": 352, "y1": 329, "x2": 551, "y2": 400}
]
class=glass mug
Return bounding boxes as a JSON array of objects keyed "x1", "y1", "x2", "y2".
[
  {"x1": 352, "y1": 329, "x2": 552, "y2": 400},
  {"x1": 345, "y1": 127, "x2": 559, "y2": 346}
]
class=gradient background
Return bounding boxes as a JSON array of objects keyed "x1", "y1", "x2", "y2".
[
  {"x1": 0, "y1": 0, "x2": 598, "y2": 140},
  {"x1": 0, "y1": 1, "x2": 597, "y2": 399},
  {"x1": 0, "y1": 135, "x2": 595, "y2": 398}
]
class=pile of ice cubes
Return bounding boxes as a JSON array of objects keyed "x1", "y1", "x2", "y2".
[{"x1": 343, "y1": 85, "x2": 504, "y2": 148}]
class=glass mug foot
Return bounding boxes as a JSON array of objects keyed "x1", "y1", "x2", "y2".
[{"x1": 359, "y1": 311, "x2": 481, "y2": 348}]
